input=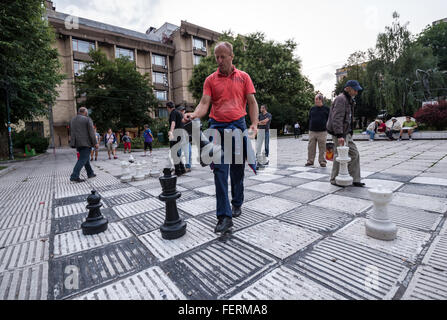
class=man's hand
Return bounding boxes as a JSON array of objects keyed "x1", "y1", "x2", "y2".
[
  {"x1": 95, "y1": 144, "x2": 99, "y2": 149},
  {"x1": 248, "y1": 124, "x2": 258, "y2": 139},
  {"x1": 184, "y1": 113, "x2": 197, "y2": 121},
  {"x1": 338, "y1": 137, "x2": 345, "y2": 146},
  {"x1": 168, "y1": 131, "x2": 174, "y2": 141}
]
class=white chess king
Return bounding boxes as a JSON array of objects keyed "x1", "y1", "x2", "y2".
[{"x1": 335, "y1": 143, "x2": 353, "y2": 186}]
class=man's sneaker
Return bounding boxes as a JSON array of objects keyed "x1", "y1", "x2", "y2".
[
  {"x1": 214, "y1": 217, "x2": 233, "y2": 233},
  {"x1": 409, "y1": 138, "x2": 413, "y2": 141},
  {"x1": 70, "y1": 178, "x2": 85, "y2": 183},
  {"x1": 87, "y1": 174, "x2": 97, "y2": 179},
  {"x1": 232, "y1": 206, "x2": 242, "y2": 218},
  {"x1": 353, "y1": 182, "x2": 366, "y2": 187},
  {"x1": 305, "y1": 162, "x2": 313, "y2": 167},
  {"x1": 398, "y1": 138, "x2": 402, "y2": 141},
  {"x1": 320, "y1": 163, "x2": 327, "y2": 167}
]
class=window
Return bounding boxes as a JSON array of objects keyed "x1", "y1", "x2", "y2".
[
  {"x1": 193, "y1": 37, "x2": 206, "y2": 51},
  {"x1": 158, "y1": 108, "x2": 169, "y2": 118},
  {"x1": 116, "y1": 47, "x2": 134, "y2": 60},
  {"x1": 74, "y1": 60, "x2": 87, "y2": 76},
  {"x1": 152, "y1": 54, "x2": 167, "y2": 67},
  {"x1": 155, "y1": 90, "x2": 167, "y2": 101},
  {"x1": 193, "y1": 54, "x2": 202, "y2": 66},
  {"x1": 152, "y1": 72, "x2": 168, "y2": 85},
  {"x1": 72, "y1": 38, "x2": 95, "y2": 53}
]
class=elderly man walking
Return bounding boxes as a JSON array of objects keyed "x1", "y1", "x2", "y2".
[
  {"x1": 306, "y1": 94, "x2": 330, "y2": 167},
  {"x1": 186, "y1": 41, "x2": 259, "y2": 234},
  {"x1": 256, "y1": 104, "x2": 272, "y2": 167},
  {"x1": 69, "y1": 107, "x2": 98, "y2": 182},
  {"x1": 327, "y1": 80, "x2": 365, "y2": 187}
]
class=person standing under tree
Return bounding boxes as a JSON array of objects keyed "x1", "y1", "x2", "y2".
[
  {"x1": 104, "y1": 128, "x2": 118, "y2": 160},
  {"x1": 294, "y1": 121, "x2": 301, "y2": 139},
  {"x1": 90, "y1": 126, "x2": 101, "y2": 161},
  {"x1": 256, "y1": 104, "x2": 272, "y2": 167},
  {"x1": 306, "y1": 93, "x2": 330, "y2": 167},
  {"x1": 122, "y1": 131, "x2": 132, "y2": 153},
  {"x1": 142, "y1": 124, "x2": 153, "y2": 156},
  {"x1": 327, "y1": 80, "x2": 365, "y2": 187},
  {"x1": 167, "y1": 101, "x2": 186, "y2": 176},
  {"x1": 185, "y1": 41, "x2": 259, "y2": 234},
  {"x1": 69, "y1": 107, "x2": 98, "y2": 182}
]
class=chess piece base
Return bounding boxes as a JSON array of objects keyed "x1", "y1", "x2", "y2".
[
  {"x1": 160, "y1": 220, "x2": 187, "y2": 240},
  {"x1": 365, "y1": 218, "x2": 397, "y2": 241},
  {"x1": 81, "y1": 218, "x2": 109, "y2": 235},
  {"x1": 335, "y1": 174, "x2": 353, "y2": 186}
]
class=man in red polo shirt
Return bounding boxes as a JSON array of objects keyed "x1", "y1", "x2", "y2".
[{"x1": 186, "y1": 41, "x2": 259, "y2": 234}]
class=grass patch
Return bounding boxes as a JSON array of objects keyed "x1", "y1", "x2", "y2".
[{"x1": 0, "y1": 166, "x2": 7, "y2": 171}]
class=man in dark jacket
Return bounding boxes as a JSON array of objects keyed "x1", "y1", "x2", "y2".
[
  {"x1": 167, "y1": 101, "x2": 186, "y2": 176},
  {"x1": 306, "y1": 94, "x2": 330, "y2": 167},
  {"x1": 326, "y1": 80, "x2": 365, "y2": 187},
  {"x1": 69, "y1": 107, "x2": 98, "y2": 182}
]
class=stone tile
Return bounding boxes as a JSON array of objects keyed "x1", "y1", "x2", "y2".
[
  {"x1": 310, "y1": 194, "x2": 372, "y2": 215},
  {"x1": 197, "y1": 208, "x2": 270, "y2": 232},
  {"x1": 0, "y1": 239, "x2": 49, "y2": 273},
  {"x1": 291, "y1": 172, "x2": 328, "y2": 180},
  {"x1": 334, "y1": 186, "x2": 372, "y2": 200},
  {"x1": 248, "y1": 174, "x2": 284, "y2": 182},
  {"x1": 366, "y1": 205, "x2": 442, "y2": 232},
  {"x1": 177, "y1": 196, "x2": 216, "y2": 216},
  {"x1": 112, "y1": 198, "x2": 165, "y2": 219},
  {"x1": 391, "y1": 193, "x2": 447, "y2": 214},
  {"x1": 287, "y1": 166, "x2": 314, "y2": 172},
  {"x1": 103, "y1": 191, "x2": 150, "y2": 207},
  {"x1": 234, "y1": 219, "x2": 322, "y2": 259},
  {"x1": 0, "y1": 221, "x2": 51, "y2": 248},
  {"x1": 0, "y1": 263, "x2": 48, "y2": 300},
  {"x1": 410, "y1": 177, "x2": 447, "y2": 187},
  {"x1": 50, "y1": 238, "x2": 154, "y2": 299},
  {"x1": 163, "y1": 239, "x2": 277, "y2": 299},
  {"x1": 422, "y1": 235, "x2": 447, "y2": 271},
  {"x1": 289, "y1": 237, "x2": 409, "y2": 300},
  {"x1": 143, "y1": 185, "x2": 187, "y2": 197},
  {"x1": 244, "y1": 196, "x2": 301, "y2": 216},
  {"x1": 138, "y1": 219, "x2": 215, "y2": 262},
  {"x1": 246, "y1": 182, "x2": 291, "y2": 195},
  {"x1": 398, "y1": 183, "x2": 447, "y2": 198},
  {"x1": 333, "y1": 218, "x2": 430, "y2": 263},
  {"x1": 53, "y1": 222, "x2": 132, "y2": 258},
  {"x1": 53, "y1": 208, "x2": 120, "y2": 235},
  {"x1": 270, "y1": 177, "x2": 311, "y2": 187},
  {"x1": 75, "y1": 266, "x2": 185, "y2": 300},
  {"x1": 275, "y1": 188, "x2": 325, "y2": 203},
  {"x1": 278, "y1": 205, "x2": 353, "y2": 232},
  {"x1": 402, "y1": 266, "x2": 447, "y2": 300},
  {"x1": 362, "y1": 179, "x2": 404, "y2": 192},
  {"x1": 230, "y1": 266, "x2": 346, "y2": 300},
  {"x1": 298, "y1": 181, "x2": 342, "y2": 193}
]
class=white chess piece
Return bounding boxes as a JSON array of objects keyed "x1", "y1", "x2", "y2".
[
  {"x1": 141, "y1": 160, "x2": 151, "y2": 178},
  {"x1": 129, "y1": 154, "x2": 135, "y2": 163},
  {"x1": 120, "y1": 161, "x2": 132, "y2": 183},
  {"x1": 335, "y1": 140, "x2": 353, "y2": 186},
  {"x1": 134, "y1": 161, "x2": 145, "y2": 181},
  {"x1": 365, "y1": 185, "x2": 397, "y2": 241}
]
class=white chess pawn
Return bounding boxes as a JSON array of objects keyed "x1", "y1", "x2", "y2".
[
  {"x1": 129, "y1": 154, "x2": 135, "y2": 163},
  {"x1": 120, "y1": 161, "x2": 132, "y2": 183},
  {"x1": 365, "y1": 185, "x2": 397, "y2": 241},
  {"x1": 141, "y1": 160, "x2": 151, "y2": 178},
  {"x1": 134, "y1": 162, "x2": 145, "y2": 181},
  {"x1": 335, "y1": 144, "x2": 353, "y2": 186}
]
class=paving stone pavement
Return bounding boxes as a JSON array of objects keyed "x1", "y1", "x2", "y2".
[{"x1": 0, "y1": 138, "x2": 447, "y2": 300}]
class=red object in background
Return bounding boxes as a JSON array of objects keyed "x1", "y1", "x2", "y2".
[{"x1": 76, "y1": 152, "x2": 80, "y2": 160}]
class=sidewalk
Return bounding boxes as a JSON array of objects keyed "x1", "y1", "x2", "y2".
[
  {"x1": 301, "y1": 131, "x2": 447, "y2": 141},
  {"x1": 0, "y1": 138, "x2": 446, "y2": 300}
]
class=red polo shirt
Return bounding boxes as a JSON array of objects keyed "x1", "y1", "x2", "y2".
[{"x1": 203, "y1": 66, "x2": 256, "y2": 122}]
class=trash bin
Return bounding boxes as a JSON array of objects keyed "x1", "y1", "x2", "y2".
[{"x1": 157, "y1": 132, "x2": 164, "y2": 143}]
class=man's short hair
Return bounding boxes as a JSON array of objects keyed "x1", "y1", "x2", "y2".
[
  {"x1": 144, "y1": 124, "x2": 148, "y2": 128},
  {"x1": 214, "y1": 41, "x2": 234, "y2": 55},
  {"x1": 166, "y1": 101, "x2": 175, "y2": 109},
  {"x1": 261, "y1": 104, "x2": 267, "y2": 111},
  {"x1": 315, "y1": 94, "x2": 324, "y2": 101},
  {"x1": 78, "y1": 107, "x2": 87, "y2": 114}
]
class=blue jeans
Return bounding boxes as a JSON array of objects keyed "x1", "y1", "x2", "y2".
[
  {"x1": 264, "y1": 131, "x2": 270, "y2": 157},
  {"x1": 366, "y1": 130, "x2": 375, "y2": 140},
  {"x1": 209, "y1": 117, "x2": 247, "y2": 218},
  {"x1": 70, "y1": 147, "x2": 94, "y2": 180}
]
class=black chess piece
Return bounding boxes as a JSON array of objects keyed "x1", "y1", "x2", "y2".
[
  {"x1": 81, "y1": 190, "x2": 108, "y2": 235},
  {"x1": 159, "y1": 168, "x2": 187, "y2": 239}
]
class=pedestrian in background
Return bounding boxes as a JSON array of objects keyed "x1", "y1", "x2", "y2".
[
  {"x1": 306, "y1": 93, "x2": 330, "y2": 167},
  {"x1": 90, "y1": 126, "x2": 101, "y2": 161},
  {"x1": 122, "y1": 131, "x2": 132, "y2": 153},
  {"x1": 104, "y1": 128, "x2": 118, "y2": 160},
  {"x1": 256, "y1": 104, "x2": 272, "y2": 166},
  {"x1": 69, "y1": 107, "x2": 98, "y2": 182},
  {"x1": 294, "y1": 121, "x2": 301, "y2": 139},
  {"x1": 142, "y1": 124, "x2": 153, "y2": 156}
]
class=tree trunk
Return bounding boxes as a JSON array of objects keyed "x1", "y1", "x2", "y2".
[{"x1": 0, "y1": 125, "x2": 10, "y2": 159}]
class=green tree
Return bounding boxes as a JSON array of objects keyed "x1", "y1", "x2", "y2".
[
  {"x1": 188, "y1": 32, "x2": 314, "y2": 132},
  {"x1": 418, "y1": 21, "x2": 447, "y2": 71},
  {"x1": 75, "y1": 50, "x2": 158, "y2": 135},
  {"x1": 0, "y1": 0, "x2": 64, "y2": 157}
]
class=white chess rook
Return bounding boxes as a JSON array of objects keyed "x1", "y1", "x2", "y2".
[
  {"x1": 141, "y1": 160, "x2": 151, "y2": 178},
  {"x1": 120, "y1": 161, "x2": 132, "y2": 183},
  {"x1": 365, "y1": 185, "x2": 397, "y2": 241},
  {"x1": 134, "y1": 162, "x2": 145, "y2": 181},
  {"x1": 335, "y1": 144, "x2": 353, "y2": 186}
]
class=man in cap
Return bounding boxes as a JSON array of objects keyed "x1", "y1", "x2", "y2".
[
  {"x1": 327, "y1": 80, "x2": 365, "y2": 187},
  {"x1": 385, "y1": 117, "x2": 402, "y2": 140}
]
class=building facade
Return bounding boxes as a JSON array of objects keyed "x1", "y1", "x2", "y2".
[{"x1": 41, "y1": 1, "x2": 220, "y2": 146}]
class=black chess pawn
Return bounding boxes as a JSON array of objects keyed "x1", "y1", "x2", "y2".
[{"x1": 81, "y1": 190, "x2": 108, "y2": 235}]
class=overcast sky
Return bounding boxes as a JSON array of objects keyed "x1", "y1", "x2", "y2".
[{"x1": 53, "y1": 0, "x2": 447, "y2": 97}]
